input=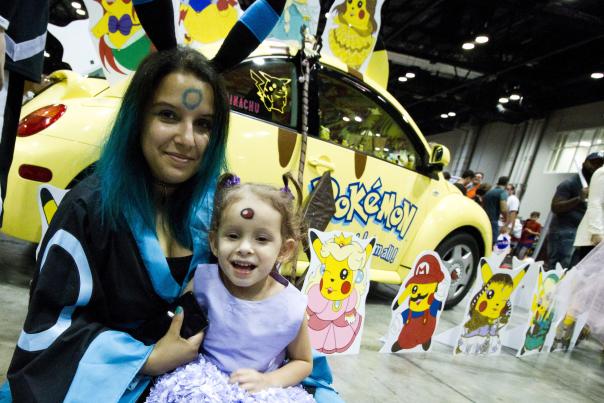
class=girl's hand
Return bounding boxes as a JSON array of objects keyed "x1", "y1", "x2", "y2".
[
  {"x1": 229, "y1": 368, "x2": 271, "y2": 393},
  {"x1": 141, "y1": 307, "x2": 204, "y2": 376}
]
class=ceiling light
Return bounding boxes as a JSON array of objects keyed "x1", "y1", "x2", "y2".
[
  {"x1": 405, "y1": 72, "x2": 415, "y2": 79},
  {"x1": 76, "y1": 9, "x2": 86, "y2": 16},
  {"x1": 591, "y1": 72, "x2": 604, "y2": 79},
  {"x1": 375, "y1": 147, "x2": 381, "y2": 151},
  {"x1": 71, "y1": 1, "x2": 81, "y2": 8},
  {"x1": 509, "y1": 93, "x2": 521, "y2": 101},
  {"x1": 398, "y1": 76, "x2": 408, "y2": 82},
  {"x1": 496, "y1": 104, "x2": 506, "y2": 112},
  {"x1": 448, "y1": 112, "x2": 456, "y2": 117},
  {"x1": 440, "y1": 114, "x2": 449, "y2": 118},
  {"x1": 383, "y1": 148, "x2": 390, "y2": 152},
  {"x1": 342, "y1": 116, "x2": 350, "y2": 122},
  {"x1": 375, "y1": 133, "x2": 381, "y2": 137},
  {"x1": 498, "y1": 97, "x2": 509, "y2": 104},
  {"x1": 475, "y1": 35, "x2": 489, "y2": 44},
  {"x1": 462, "y1": 42, "x2": 475, "y2": 50},
  {"x1": 354, "y1": 116, "x2": 362, "y2": 122}
]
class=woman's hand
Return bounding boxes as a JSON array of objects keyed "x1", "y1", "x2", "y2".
[
  {"x1": 141, "y1": 307, "x2": 204, "y2": 376},
  {"x1": 229, "y1": 368, "x2": 271, "y2": 393}
]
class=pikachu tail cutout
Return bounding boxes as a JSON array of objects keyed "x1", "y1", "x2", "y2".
[
  {"x1": 36, "y1": 185, "x2": 69, "y2": 258},
  {"x1": 304, "y1": 229, "x2": 375, "y2": 355}
]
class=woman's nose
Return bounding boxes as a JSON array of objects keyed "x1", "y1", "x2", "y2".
[{"x1": 174, "y1": 121, "x2": 196, "y2": 146}]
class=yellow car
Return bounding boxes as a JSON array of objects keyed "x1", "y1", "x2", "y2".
[{"x1": 3, "y1": 45, "x2": 491, "y2": 307}]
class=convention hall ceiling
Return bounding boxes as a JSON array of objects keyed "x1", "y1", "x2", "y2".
[{"x1": 45, "y1": 0, "x2": 604, "y2": 135}]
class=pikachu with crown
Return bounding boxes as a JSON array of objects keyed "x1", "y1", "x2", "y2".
[{"x1": 303, "y1": 230, "x2": 375, "y2": 355}]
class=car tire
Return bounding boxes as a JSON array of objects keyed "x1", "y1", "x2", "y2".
[{"x1": 435, "y1": 232, "x2": 480, "y2": 309}]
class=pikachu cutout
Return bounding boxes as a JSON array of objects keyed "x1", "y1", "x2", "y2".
[
  {"x1": 85, "y1": 0, "x2": 153, "y2": 82},
  {"x1": 516, "y1": 263, "x2": 565, "y2": 356},
  {"x1": 320, "y1": 0, "x2": 386, "y2": 73},
  {"x1": 179, "y1": 0, "x2": 242, "y2": 45},
  {"x1": 454, "y1": 256, "x2": 529, "y2": 355},
  {"x1": 268, "y1": 0, "x2": 321, "y2": 43},
  {"x1": 302, "y1": 230, "x2": 375, "y2": 355},
  {"x1": 380, "y1": 251, "x2": 450, "y2": 353}
]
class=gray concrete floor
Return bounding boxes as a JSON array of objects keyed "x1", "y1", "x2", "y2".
[{"x1": 1, "y1": 232, "x2": 603, "y2": 402}]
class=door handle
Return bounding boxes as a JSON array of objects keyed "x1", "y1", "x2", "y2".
[{"x1": 308, "y1": 157, "x2": 335, "y2": 171}]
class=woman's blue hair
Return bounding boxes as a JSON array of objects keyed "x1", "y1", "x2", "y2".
[{"x1": 96, "y1": 47, "x2": 229, "y2": 248}]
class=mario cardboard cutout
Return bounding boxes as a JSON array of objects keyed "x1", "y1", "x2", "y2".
[
  {"x1": 380, "y1": 251, "x2": 450, "y2": 353},
  {"x1": 302, "y1": 229, "x2": 375, "y2": 355}
]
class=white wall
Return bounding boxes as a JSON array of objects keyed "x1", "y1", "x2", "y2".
[{"x1": 426, "y1": 100, "x2": 604, "y2": 221}]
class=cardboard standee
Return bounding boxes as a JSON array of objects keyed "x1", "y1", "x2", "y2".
[
  {"x1": 452, "y1": 256, "x2": 530, "y2": 355},
  {"x1": 510, "y1": 257, "x2": 541, "y2": 311},
  {"x1": 380, "y1": 251, "x2": 450, "y2": 353},
  {"x1": 515, "y1": 264, "x2": 565, "y2": 357},
  {"x1": 320, "y1": 0, "x2": 386, "y2": 73},
  {"x1": 302, "y1": 230, "x2": 375, "y2": 355}
]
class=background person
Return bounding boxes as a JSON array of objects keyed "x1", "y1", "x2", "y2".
[
  {"x1": 548, "y1": 152, "x2": 604, "y2": 270},
  {"x1": 572, "y1": 160, "x2": 604, "y2": 265},
  {"x1": 515, "y1": 211, "x2": 542, "y2": 259},
  {"x1": 483, "y1": 176, "x2": 510, "y2": 245},
  {"x1": 6, "y1": 47, "x2": 229, "y2": 402},
  {"x1": 466, "y1": 171, "x2": 484, "y2": 200},
  {"x1": 0, "y1": 1, "x2": 49, "y2": 226},
  {"x1": 454, "y1": 169, "x2": 474, "y2": 196}
]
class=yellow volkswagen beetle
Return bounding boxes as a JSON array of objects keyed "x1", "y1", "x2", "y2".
[{"x1": 2, "y1": 44, "x2": 491, "y2": 307}]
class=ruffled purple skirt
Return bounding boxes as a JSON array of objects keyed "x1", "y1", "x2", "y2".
[{"x1": 146, "y1": 355, "x2": 315, "y2": 403}]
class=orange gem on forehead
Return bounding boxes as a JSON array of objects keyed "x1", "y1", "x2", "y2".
[{"x1": 241, "y1": 208, "x2": 254, "y2": 219}]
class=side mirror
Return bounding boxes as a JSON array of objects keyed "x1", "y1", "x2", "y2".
[{"x1": 428, "y1": 143, "x2": 450, "y2": 171}]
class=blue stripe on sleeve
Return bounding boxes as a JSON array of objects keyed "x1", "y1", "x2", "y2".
[
  {"x1": 64, "y1": 330, "x2": 153, "y2": 402},
  {"x1": 239, "y1": 0, "x2": 280, "y2": 42},
  {"x1": 17, "y1": 230, "x2": 93, "y2": 351}
]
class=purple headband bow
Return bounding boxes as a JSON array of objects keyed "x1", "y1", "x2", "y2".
[{"x1": 224, "y1": 175, "x2": 240, "y2": 188}]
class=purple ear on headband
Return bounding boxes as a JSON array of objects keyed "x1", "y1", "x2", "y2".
[
  {"x1": 280, "y1": 185, "x2": 293, "y2": 198},
  {"x1": 224, "y1": 175, "x2": 240, "y2": 188}
]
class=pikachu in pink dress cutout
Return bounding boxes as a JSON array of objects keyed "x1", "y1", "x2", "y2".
[{"x1": 305, "y1": 231, "x2": 375, "y2": 354}]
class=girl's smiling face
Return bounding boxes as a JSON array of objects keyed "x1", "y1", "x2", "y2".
[
  {"x1": 141, "y1": 72, "x2": 215, "y2": 185},
  {"x1": 211, "y1": 190, "x2": 294, "y2": 300}
]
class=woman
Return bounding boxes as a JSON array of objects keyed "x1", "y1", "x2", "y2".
[{"x1": 6, "y1": 47, "x2": 229, "y2": 402}]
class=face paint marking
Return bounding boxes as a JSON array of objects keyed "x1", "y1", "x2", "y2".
[
  {"x1": 182, "y1": 88, "x2": 203, "y2": 110},
  {"x1": 241, "y1": 208, "x2": 254, "y2": 219}
]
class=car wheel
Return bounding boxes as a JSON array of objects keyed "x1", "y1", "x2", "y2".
[{"x1": 436, "y1": 232, "x2": 480, "y2": 308}]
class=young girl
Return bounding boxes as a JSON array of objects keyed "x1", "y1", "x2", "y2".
[{"x1": 147, "y1": 174, "x2": 314, "y2": 402}]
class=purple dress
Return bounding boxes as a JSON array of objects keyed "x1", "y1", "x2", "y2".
[{"x1": 147, "y1": 264, "x2": 314, "y2": 402}]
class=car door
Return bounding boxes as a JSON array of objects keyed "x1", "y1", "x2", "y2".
[
  {"x1": 303, "y1": 65, "x2": 435, "y2": 282},
  {"x1": 222, "y1": 57, "x2": 301, "y2": 184}
]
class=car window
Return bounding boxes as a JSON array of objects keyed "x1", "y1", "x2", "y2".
[
  {"x1": 222, "y1": 58, "x2": 298, "y2": 129},
  {"x1": 317, "y1": 69, "x2": 421, "y2": 172}
]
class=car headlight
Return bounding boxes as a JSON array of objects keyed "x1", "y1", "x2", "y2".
[{"x1": 18, "y1": 104, "x2": 67, "y2": 137}]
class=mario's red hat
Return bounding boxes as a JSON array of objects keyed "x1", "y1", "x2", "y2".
[{"x1": 405, "y1": 253, "x2": 444, "y2": 286}]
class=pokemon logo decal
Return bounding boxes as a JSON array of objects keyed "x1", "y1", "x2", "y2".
[
  {"x1": 303, "y1": 230, "x2": 375, "y2": 355},
  {"x1": 310, "y1": 176, "x2": 418, "y2": 241},
  {"x1": 381, "y1": 251, "x2": 450, "y2": 353},
  {"x1": 179, "y1": 0, "x2": 240, "y2": 44},
  {"x1": 455, "y1": 258, "x2": 528, "y2": 355},
  {"x1": 250, "y1": 70, "x2": 291, "y2": 114}
]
